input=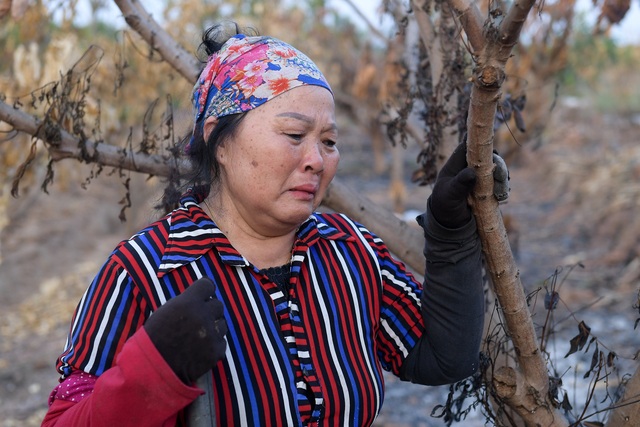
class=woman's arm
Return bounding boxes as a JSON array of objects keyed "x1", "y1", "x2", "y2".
[
  {"x1": 42, "y1": 327, "x2": 203, "y2": 427},
  {"x1": 399, "y1": 141, "x2": 498, "y2": 385},
  {"x1": 44, "y1": 243, "x2": 225, "y2": 426},
  {"x1": 400, "y1": 205, "x2": 484, "y2": 386}
]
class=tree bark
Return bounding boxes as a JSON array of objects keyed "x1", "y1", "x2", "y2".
[
  {"x1": 0, "y1": 100, "x2": 177, "y2": 177},
  {"x1": 607, "y1": 363, "x2": 640, "y2": 427},
  {"x1": 450, "y1": 0, "x2": 569, "y2": 424}
]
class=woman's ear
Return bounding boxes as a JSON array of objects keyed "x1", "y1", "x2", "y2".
[{"x1": 203, "y1": 116, "x2": 219, "y2": 142}]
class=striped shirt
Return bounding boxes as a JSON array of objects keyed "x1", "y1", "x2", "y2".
[{"x1": 57, "y1": 193, "x2": 425, "y2": 426}]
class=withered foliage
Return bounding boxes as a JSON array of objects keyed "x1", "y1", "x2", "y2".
[
  {"x1": 10, "y1": 46, "x2": 106, "y2": 198},
  {"x1": 433, "y1": 260, "x2": 636, "y2": 425},
  {"x1": 4, "y1": 39, "x2": 181, "y2": 220}
]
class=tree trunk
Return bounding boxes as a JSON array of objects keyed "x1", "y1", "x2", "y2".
[
  {"x1": 449, "y1": 0, "x2": 569, "y2": 424},
  {"x1": 606, "y1": 363, "x2": 640, "y2": 427}
]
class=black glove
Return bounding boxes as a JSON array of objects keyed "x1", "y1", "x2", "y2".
[
  {"x1": 429, "y1": 141, "x2": 477, "y2": 229},
  {"x1": 144, "y1": 277, "x2": 227, "y2": 384},
  {"x1": 429, "y1": 140, "x2": 510, "y2": 228}
]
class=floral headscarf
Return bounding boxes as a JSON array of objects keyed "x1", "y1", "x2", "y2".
[{"x1": 187, "y1": 34, "x2": 332, "y2": 152}]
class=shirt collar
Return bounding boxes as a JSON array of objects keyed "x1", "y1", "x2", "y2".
[{"x1": 158, "y1": 194, "x2": 353, "y2": 277}]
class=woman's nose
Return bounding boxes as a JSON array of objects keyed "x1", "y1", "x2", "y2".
[{"x1": 303, "y1": 141, "x2": 324, "y2": 173}]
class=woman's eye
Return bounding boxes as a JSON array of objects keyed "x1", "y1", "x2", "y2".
[
  {"x1": 323, "y1": 139, "x2": 337, "y2": 148},
  {"x1": 285, "y1": 133, "x2": 304, "y2": 141}
]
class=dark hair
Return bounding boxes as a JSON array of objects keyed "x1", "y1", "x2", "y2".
[
  {"x1": 184, "y1": 113, "x2": 246, "y2": 191},
  {"x1": 161, "y1": 22, "x2": 258, "y2": 211},
  {"x1": 196, "y1": 21, "x2": 258, "y2": 62}
]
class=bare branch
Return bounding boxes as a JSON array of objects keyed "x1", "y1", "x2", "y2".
[
  {"x1": 446, "y1": 0, "x2": 485, "y2": 53},
  {"x1": 454, "y1": 0, "x2": 566, "y2": 422},
  {"x1": 0, "y1": 99, "x2": 177, "y2": 177},
  {"x1": 498, "y1": 0, "x2": 538, "y2": 51},
  {"x1": 113, "y1": 0, "x2": 200, "y2": 82},
  {"x1": 341, "y1": 0, "x2": 388, "y2": 42}
]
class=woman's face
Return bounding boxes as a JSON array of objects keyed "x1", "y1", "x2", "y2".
[{"x1": 213, "y1": 85, "x2": 339, "y2": 236}]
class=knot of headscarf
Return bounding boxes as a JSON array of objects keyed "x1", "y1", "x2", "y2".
[{"x1": 187, "y1": 34, "x2": 332, "y2": 153}]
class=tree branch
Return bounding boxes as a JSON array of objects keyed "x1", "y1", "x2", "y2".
[
  {"x1": 113, "y1": 0, "x2": 200, "y2": 82},
  {"x1": 323, "y1": 179, "x2": 425, "y2": 274},
  {"x1": 460, "y1": 0, "x2": 569, "y2": 423},
  {"x1": 0, "y1": 100, "x2": 176, "y2": 176},
  {"x1": 607, "y1": 363, "x2": 640, "y2": 427},
  {"x1": 498, "y1": 0, "x2": 538, "y2": 52},
  {"x1": 446, "y1": 0, "x2": 485, "y2": 53},
  {"x1": 341, "y1": 0, "x2": 388, "y2": 42}
]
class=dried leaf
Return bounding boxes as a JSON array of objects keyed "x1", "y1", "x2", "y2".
[
  {"x1": 560, "y1": 393, "x2": 572, "y2": 412},
  {"x1": 548, "y1": 376, "x2": 562, "y2": 401},
  {"x1": 513, "y1": 108, "x2": 526, "y2": 132},
  {"x1": 513, "y1": 94, "x2": 527, "y2": 111},
  {"x1": 607, "y1": 351, "x2": 617, "y2": 367},
  {"x1": 430, "y1": 404, "x2": 446, "y2": 418},
  {"x1": 11, "y1": 138, "x2": 38, "y2": 197},
  {"x1": 565, "y1": 320, "x2": 591, "y2": 358},
  {"x1": 584, "y1": 345, "x2": 600, "y2": 379},
  {"x1": 544, "y1": 290, "x2": 559, "y2": 310}
]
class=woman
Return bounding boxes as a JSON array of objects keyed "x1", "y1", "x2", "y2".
[{"x1": 42, "y1": 23, "x2": 506, "y2": 427}]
